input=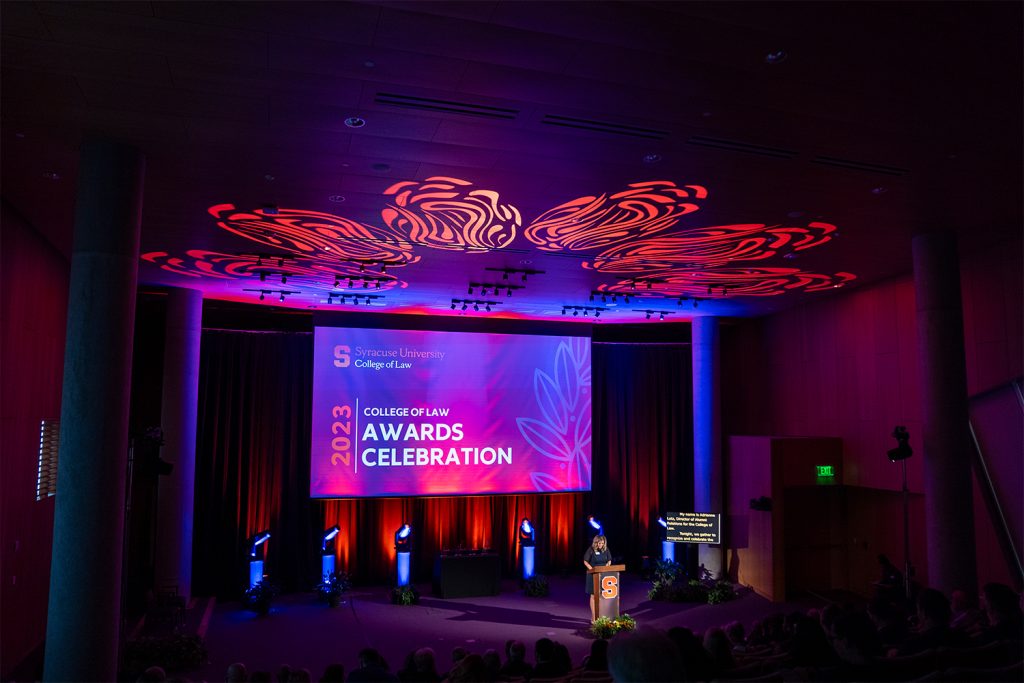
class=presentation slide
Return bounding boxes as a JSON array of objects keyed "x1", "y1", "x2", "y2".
[{"x1": 310, "y1": 327, "x2": 592, "y2": 498}]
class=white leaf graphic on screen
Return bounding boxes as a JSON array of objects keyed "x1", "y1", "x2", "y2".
[
  {"x1": 554, "y1": 343, "x2": 579, "y2": 411},
  {"x1": 519, "y1": 340, "x2": 592, "y2": 492},
  {"x1": 530, "y1": 472, "x2": 563, "y2": 492},
  {"x1": 535, "y1": 370, "x2": 569, "y2": 433},
  {"x1": 516, "y1": 418, "x2": 573, "y2": 461}
]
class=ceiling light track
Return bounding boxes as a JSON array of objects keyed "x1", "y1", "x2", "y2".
[{"x1": 375, "y1": 92, "x2": 519, "y2": 120}]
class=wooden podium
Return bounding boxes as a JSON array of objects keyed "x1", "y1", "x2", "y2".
[{"x1": 589, "y1": 564, "x2": 626, "y2": 619}]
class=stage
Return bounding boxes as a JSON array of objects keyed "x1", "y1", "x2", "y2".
[{"x1": 191, "y1": 574, "x2": 816, "y2": 679}]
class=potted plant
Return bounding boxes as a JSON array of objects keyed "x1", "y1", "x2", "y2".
[
  {"x1": 523, "y1": 574, "x2": 549, "y2": 597},
  {"x1": 245, "y1": 580, "x2": 278, "y2": 616},
  {"x1": 390, "y1": 584, "x2": 419, "y2": 605},
  {"x1": 316, "y1": 571, "x2": 351, "y2": 607}
]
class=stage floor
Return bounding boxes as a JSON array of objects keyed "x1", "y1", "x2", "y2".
[{"x1": 194, "y1": 574, "x2": 813, "y2": 679}]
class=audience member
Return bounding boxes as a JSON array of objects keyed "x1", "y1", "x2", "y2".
[
  {"x1": 702, "y1": 627, "x2": 735, "y2": 675},
  {"x1": 480, "y1": 649, "x2": 500, "y2": 681},
  {"x1": 873, "y1": 554, "x2": 904, "y2": 604},
  {"x1": 288, "y1": 669, "x2": 312, "y2": 683},
  {"x1": 949, "y1": 588, "x2": 985, "y2": 635},
  {"x1": 866, "y1": 598, "x2": 908, "y2": 649},
  {"x1": 898, "y1": 588, "x2": 968, "y2": 655},
  {"x1": 446, "y1": 654, "x2": 486, "y2": 683},
  {"x1": 582, "y1": 638, "x2": 609, "y2": 672},
  {"x1": 666, "y1": 626, "x2": 713, "y2": 682},
  {"x1": 979, "y1": 582, "x2": 1024, "y2": 642},
  {"x1": 349, "y1": 648, "x2": 398, "y2": 682},
  {"x1": 498, "y1": 640, "x2": 532, "y2": 679},
  {"x1": 788, "y1": 615, "x2": 838, "y2": 668},
  {"x1": 530, "y1": 638, "x2": 561, "y2": 679},
  {"x1": 227, "y1": 662, "x2": 249, "y2": 683},
  {"x1": 250, "y1": 672, "x2": 273, "y2": 683},
  {"x1": 607, "y1": 626, "x2": 684, "y2": 682},
  {"x1": 552, "y1": 642, "x2": 572, "y2": 677},
  {"x1": 137, "y1": 666, "x2": 167, "y2": 682},
  {"x1": 320, "y1": 664, "x2": 345, "y2": 683},
  {"x1": 723, "y1": 620, "x2": 747, "y2": 654}
]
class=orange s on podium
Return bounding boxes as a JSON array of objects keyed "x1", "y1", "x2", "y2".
[{"x1": 588, "y1": 564, "x2": 626, "y2": 619}]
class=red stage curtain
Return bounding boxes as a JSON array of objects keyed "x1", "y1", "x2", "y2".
[{"x1": 192, "y1": 332, "x2": 692, "y2": 597}]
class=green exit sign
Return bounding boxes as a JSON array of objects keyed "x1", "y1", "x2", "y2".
[{"x1": 816, "y1": 465, "x2": 835, "y2": 477}]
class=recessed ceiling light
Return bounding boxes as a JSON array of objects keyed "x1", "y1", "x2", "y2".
[
  {"x1": 344, "y1": 116, "x2": 366, "y2": 128},
  {"x1": 43, "y1": 171, "x2": 60, "y2": 180},
  {"x1": 871, "y1": 186, "x2": 888, "y2": 195},
  {"x1": 371, "y1": 162, "x2": 391, "y2": 172},
  {"x1": 765, "y1": 50, "x2": 788, "y2": 65},
  {"x1": 642, "y1": 152, "x2": 662, "y2": 164},
  {"x1": 329, "y1": 194, "x2": 346, "y2": 203}
]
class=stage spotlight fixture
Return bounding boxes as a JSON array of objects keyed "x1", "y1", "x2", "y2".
[
  {"x1": 589, "y1": 293, "x2": 595, "y2": 302},
  {"x1": 461, "y1": 303, "x2": 468, "y2": 311},
  {"x1": 259, "y1": 292, "x2": 265, "y2": 301},
  {"x1": 259, "y1": 271, "x2": 267, "y2": 282},
  {"x1": 659, "y1": 313, "x2": 665, "y2": 321},
  {"x1": 657, "y1": 517, "x2": 675, "y2": 561},
  {"x1": 624, "y1": 295, "x2": 630, "y2": 304},
  {"x1": 474, "y1": 303, "x2": 480, "y2": 312},
  {"x1": 518, "y1": 518, "x2": 536, "y2": 579},
  {"x1": 646, "y1": 311, "x2": 651, "y2": 320},
  {"x1": 573, "y1": 309, "x2": 579, "y2": 317},
  {"x1": 562, "y1": 308, "x2": 567, "y2": 315},
  {"x1": 588, "y1": 515, "x2": 604, "y2": 535},
  {"x1": 595, "y1": 310, "x2": 601, "y2": 318},
  {"x1": 887, "y1": 426, "x2": 913, "y2": 462},
  {"x1": 395, "y1": 523, "x2": 412, "y2": 550},
  {"x1": 376, "y1": 281, "x2": 381, "y2": 289},
  {"x1": 322, "y1": 525, "x2": 341, "y2": 552},
  {"x1": 250, "y1": 530, "x2": 271, "y2": 558},
  {"x1": 468, "y1": 285, "x2": 474, "y2": 294},
  {"x1": 395, "y1": 523, "x2": 413, "y2": 586},
  {"x1": 485, "y1": 303, "x2": 491, "y2": 312},
  {"x1": 506, "y1": 288, "x2": 512, "y2": 297},
  {"x1": 451, "y1": 302, "x2": 457, "y2": 310},
  {"x1": 707, "y1": 285, "x2": 713, "y2": 296},
  {"x1": 281, "y1": 274, "x2": 287, "y2": 284},
  {"x1": 279, "y1": 293, "x2": 285, "y2": 302},
  {"x1": 502, "y1": 271, "x2": 509, "y2": 281}
]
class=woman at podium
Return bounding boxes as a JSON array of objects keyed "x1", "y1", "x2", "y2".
[{"x1": 583, "y1": 534, "x2": 611, "y2": 620}]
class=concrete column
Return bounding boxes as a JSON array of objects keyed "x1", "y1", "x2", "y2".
[
  {"x1": 692, "y1": 316, "x2": 723, "y2": 576},
  {"x1": 154, "y1": 288, "x2": 202, "y2": 601},
  {"x1": 913, "y1": 232, "x2": 977, "y2": 594},
  {"x1": 45, "y1": 140, "x2": 144, "y2": 682}
]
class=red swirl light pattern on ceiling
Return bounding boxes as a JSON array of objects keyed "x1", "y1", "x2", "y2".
[
  {"x1": 381, "y1": 177, "x2": 520, "y2": 252},
  {"x1": 598, "y1": 268, "x2": 856, "y2": 297},
  {"x1": 141, "y1": 250, "x2": 406, "y2": 292},
  {"x1": 583, "y1": 222, "x2": 838, "y2": 273},
  {"x1": 524, "y1": 181, "x2": 707, "y2": 252},
  {"x1": 140, "y1": 177, "x2": 856, "y2": 311},
  {"x1": 209, "y1": 204, "x2": 419, "y2": 266}
]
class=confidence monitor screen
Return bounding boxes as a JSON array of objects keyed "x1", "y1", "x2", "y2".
[{"x1": 310, "y1": 327, "x2": 592, "y2": 498}]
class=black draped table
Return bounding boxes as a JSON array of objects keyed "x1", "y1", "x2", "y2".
[{"x1": 432, "y1": 552, "x2": 501, "y2": 598}]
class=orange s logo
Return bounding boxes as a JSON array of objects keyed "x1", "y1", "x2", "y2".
[
  {"x1": 601, "y1": 575, "x2": 618, "y2": 599},
  {"x1": 333, "y1": 345, "x2": 350, "y2": 367}
]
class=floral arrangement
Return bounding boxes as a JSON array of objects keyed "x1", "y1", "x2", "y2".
[
  {"x1": 316, "y1": 571, "x2": 351, "y2": 607},
  {"x1": 590, "y1": 614, "x2": 637, "y2": 638}
]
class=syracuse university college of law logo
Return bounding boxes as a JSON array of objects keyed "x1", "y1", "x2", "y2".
[
  {"x1": 601, "y1": 574, "x2": 618, "y2": 599},
  {"x1": 330, "y1": 344, "x2": 354, "y2": 468}
]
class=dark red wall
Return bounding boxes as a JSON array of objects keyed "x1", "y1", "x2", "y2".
[
  {"x1": 0, "y1": 204, "x2": 69, "y2": 678},
  {"x1": 723, "y1": 237, "x2": 1023, "y2": 588}
]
